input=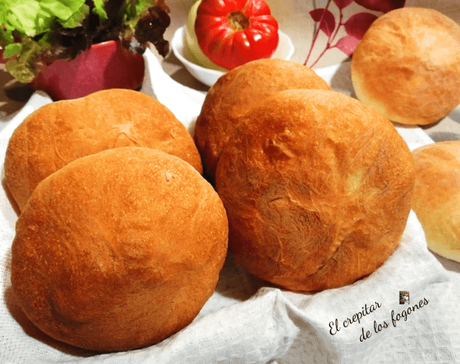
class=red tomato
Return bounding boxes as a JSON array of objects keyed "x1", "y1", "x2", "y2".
[{"x1": 194, "y1": 0, "x2": 279, "y2": 70}]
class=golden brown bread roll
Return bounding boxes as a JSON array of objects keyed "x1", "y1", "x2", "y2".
[
  {"x1": 11, "y1": 147, "x2": 228, "y2": 352},
  {"x1": 194, "y1": 58, "x2": 331, "y2": 182},
  {"x1": 412, "y1": 141, "x2": 460, "y2": 262},
  {"x1": 216, "y1": 89, "x2": 415, "y2": 292},
  {"x1": 4, "y1": 89, "x2": 203, "y2": 211},
  {"x1": 351, "y1": 7, "x2": 460, "y2": 126}
]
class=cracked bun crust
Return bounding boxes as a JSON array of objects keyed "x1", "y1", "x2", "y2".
[
  {"x1": 194, "y1": 59, "x2": 331, "y2": 182},
  {"x1": 4, "y1": 89, "x2": 202, "y2": 211},
  {"x1": 412, "y1": 141, "x2": 460, "y2": 262},
  {"x1": 351, "y1": 7, "x2": 460, "y2": 126},
  {"x1": 11, "y1": 147, "x2": 228, "y2": 352},
  {"x1": 216, "y1": 89, "x2": 415, "y2": 292}
]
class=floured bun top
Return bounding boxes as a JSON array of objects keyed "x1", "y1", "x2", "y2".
[
  {"x1": 351, "y1": 7, "x2": 460, "y2": 126},
  {"x1": 194, "y1": 58, "x2": 331, "y2": 182},
  {"x1": 216, "y1": 89, "x2": 415, "y2": 292},
  {"x1": 11, "y1": 147, "x2": 228, "y2": 352},
  {"x1": 4, "y1": 89, "x2": 203, "y2": 211}
]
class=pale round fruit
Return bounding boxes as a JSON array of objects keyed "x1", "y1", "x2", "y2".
[{"x1": 184, "y1": 0, "x2": 227, "y2": 71}]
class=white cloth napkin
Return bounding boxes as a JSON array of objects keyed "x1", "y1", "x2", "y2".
[{"x1": 0, "y1": 49, "x2": 459, "y2": 364}]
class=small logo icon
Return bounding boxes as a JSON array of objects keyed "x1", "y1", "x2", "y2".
[{"x1": 399, "y1": 291, "x2": 410, "y2": 304}]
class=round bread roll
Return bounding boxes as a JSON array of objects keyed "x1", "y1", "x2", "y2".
[
  {"x1": 194, "y1": 58, "x2": 331, "y2": 182},
  {"x1": 351, "y1": 7, "x2": 460, "y2": 126},
  {"x1": 216, "y1": 89, "x2": 415, "y2": 292},
  {"x1": 412, "y1": 141, "x2": 460, "y2": 262},
  {"x1": 11, "y1": 147, "x2": 228, "y2": 352},
  {"x1": 4, "y1": 89, "x2": 203, "y2": 211}
]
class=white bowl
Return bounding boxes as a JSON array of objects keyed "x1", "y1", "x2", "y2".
[{"x1": 172, "y1": 26, "x2": 295, "y2": 87}]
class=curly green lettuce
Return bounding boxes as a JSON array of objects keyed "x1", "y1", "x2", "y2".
[{"x1": 0, "y1": 0, "x2": 170, "y2": 83}]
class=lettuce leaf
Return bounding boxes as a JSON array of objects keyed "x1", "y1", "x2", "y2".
[
  {"x1": 0, "y1": 0, "x2": 170, "y2": 83},
  {"x1": 3, "y1": 43, "x2": 22, "y2": 59},
  {"x1": 40, "y1": 0, "x2": 86, "y2": 22},
  {"x1": 60, "y1": 3, "x2": 90, "y2": 28},
  {"x1": 92, "y1": 0, "x2": 109, "y2": 23},
  {"x1": 124, "y1": 0, "x2": 155, "y2": 21},
  {"x1": 5, "y1": 1, "x2": 53, "y2": 37},
  {"x1": 4, "y1": 38, "x2": 45, "y2": 83},
  {"x1": 0, "y1": 27, "x2": 14, "y2": 48}
]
